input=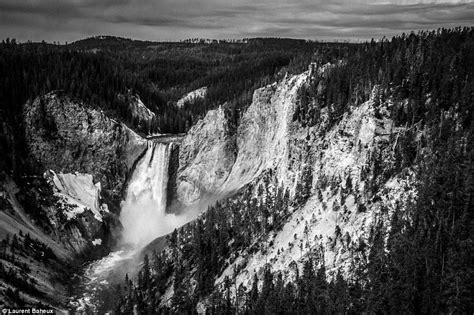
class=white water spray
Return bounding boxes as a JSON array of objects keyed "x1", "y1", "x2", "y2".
[
  {"x1": 119, "y1": 141, "x2": 186, "y2": 247},
  {"x1": 74, "y1": 140, "x2": 192, "y2": 312}
]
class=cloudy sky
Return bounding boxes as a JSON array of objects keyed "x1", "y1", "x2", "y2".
[{"x1": 0, "y1": 0, "x2": 472, "y2": 42}]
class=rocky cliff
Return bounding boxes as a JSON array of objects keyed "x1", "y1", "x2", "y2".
[
  {"x1": 176, "y1": 73, "x2": 307, "y2": 205},
  {"x1": 24, "y1": 92, "x2": 148, "y2": 210},
  {"x1": 215, "y1": 94, "x2": 417, "y2": 292},
  {"x1": 19, "y1": 92, "x2": 151, "y2": 252},
  {"x1": 177, "y1": 106, "x2": 236, "y2": 205},
  {"x1": 0, "y1": 92, "x2": 150, "y2": 307},
  {"x1": 160, "y1": 65, "x2": 419, "y2": 308}
]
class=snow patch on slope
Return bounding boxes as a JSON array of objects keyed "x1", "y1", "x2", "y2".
[
  {"x1": 92, "y1": 238, "x2": 102, "y2": 246},
  {"x1": 177, "y1": 87, "x2": 207, "y2": 108},
  {"x1": 44, "y1": 170, "x2": 106, "y2": 221}
]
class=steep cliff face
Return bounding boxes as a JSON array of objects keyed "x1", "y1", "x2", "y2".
[
  {"x1": 0, "y1": 92, "x2": 153, "y2": 307},
  {"x1": 177, "y1": 73, "x2": 307, "y2": 205},
  {"x1": 177, "y1": 106, "x2": 236, "y2": 205},
  {"x1": 163, "y1": 66, "x2": 419, "y2": 308},
  {"x1": 18, "y1": 92, "x2": 153, "y2": 254},
  {"x1": 0, "y1": 175, "x2": 97, "y2": 308},
  {"x1": 127, "y1": 95, "x2": 156, "y2": 132},
  {"x1": 223, "y1": 73, "x2": 307, "y2": 192},
  {"x1": 24, "y1": 92, "x2": 148, "y2": 209},
  {"x1": 42, "y1": 170, "x2": 113, "y2": 254},
  {"x1": 215, "y1": 97, "x2": 417, "y2": 291}
]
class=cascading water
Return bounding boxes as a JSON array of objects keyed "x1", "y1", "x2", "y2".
[
  {"x1": 120, "y1": 141, "x2": 186, "y2": 247},
  {"x1": 72, "y1": 140, "x2": 188, "y2": 312}
]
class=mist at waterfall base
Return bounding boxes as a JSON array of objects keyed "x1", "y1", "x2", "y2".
[
  {"x1": 119, "y1": 142, "x2": 189, "y2": 247},
  {"x1": 72, "y1": 142, "x2": 199, "y2": 312}
]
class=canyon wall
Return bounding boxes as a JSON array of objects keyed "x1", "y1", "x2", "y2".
[{"x1": 166, "y1": 66, "x2": 418, "y2": 306}]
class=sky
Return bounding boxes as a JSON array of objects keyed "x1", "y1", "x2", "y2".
[{"x1": 0, "y1": 0, "x2": 473, "y2": 43}]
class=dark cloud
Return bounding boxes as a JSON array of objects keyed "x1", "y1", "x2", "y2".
[{"x1": 0, "y1": 0, "x2": 472, "y2": 42}]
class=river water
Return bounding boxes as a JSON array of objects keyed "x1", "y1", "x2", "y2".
[{"x1": 71, "y1": 141, "x2": 185, "y2": 313}]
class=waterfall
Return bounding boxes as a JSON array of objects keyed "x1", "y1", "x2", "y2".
[
  {"x1": 119, "y1": 141, "x2": 185, "y2": 247},
  {"x1": 73, "y1": 141, "x2": 187, "y2": 311}
]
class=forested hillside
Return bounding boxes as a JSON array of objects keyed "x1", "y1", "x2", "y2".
[
  {"x1": 0, "y1": 37, "x2": 329, "y2": 177},
  {"x1": 0, "y1": 37, "x2": 322, "y2": 134},
  {"x1": 114, "y1": 28, "x2": 474, "y2": 314}
]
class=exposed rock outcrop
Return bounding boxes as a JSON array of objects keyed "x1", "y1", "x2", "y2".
[
  {"x1": 41, "y1": 170, "x2": 114, "y2": 254},
  {"x1": 24, "y1": 92, "x2": 148, "y2": 209},
  {"x1": 0, "y1": 92, "x2": 153, "y2": 306},
  {"x1": 127, "y1": 95, "x2": 156, "y2": 132},
  {"x1": 222, "y1": 73, "x2": 307, "y2": 192},
  {"x1": 216, "y1": 97, "x2": 416, "y2": 291},
  {"x1": 11, "y1": 91, "x2": 156, "y2": 257},
  {"x1": 169, "y1": 66, "x2": 418, "y2": 305},
  {"x1": 176, "y1": 87, "x2": 208, "y2": 108},
  {"x1": 176, "y1": 73, "x2": 307, "y2": 205},
  {"x1": 177, "y1": 106, "x2": 236, "y2": 205}
]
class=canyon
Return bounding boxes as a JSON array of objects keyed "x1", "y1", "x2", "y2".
[{"x1": 4, "y1": 63, "x2": 415, "y2": 311}]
